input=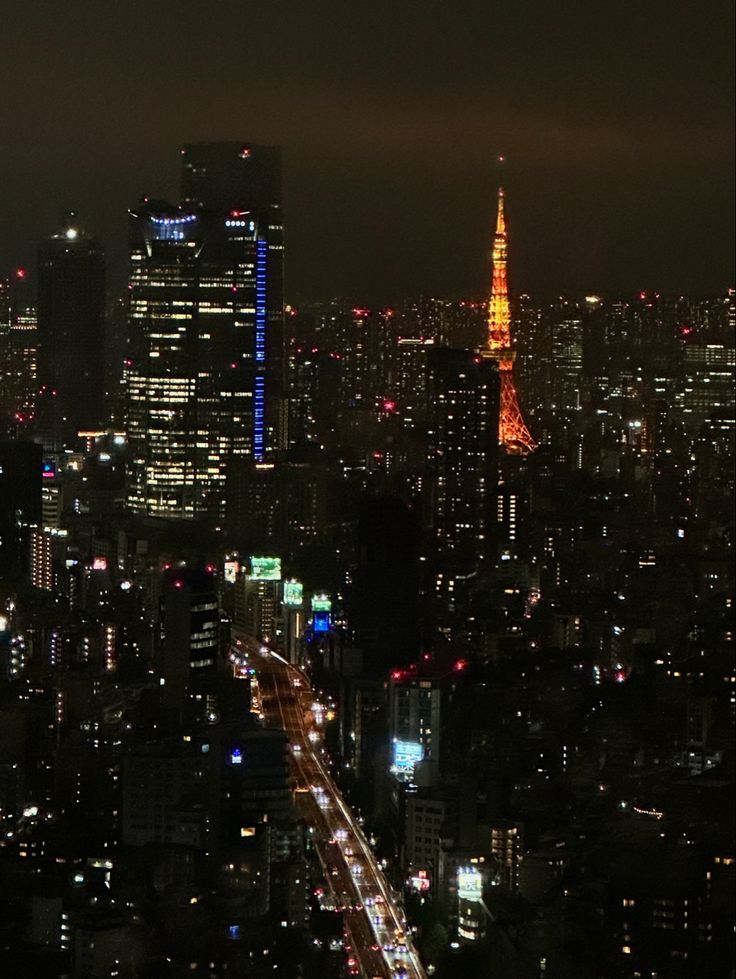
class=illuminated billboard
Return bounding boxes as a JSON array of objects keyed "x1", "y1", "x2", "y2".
[
  {"x1": 249, "y1": 556, "x2": 281, "y2": 581},
  {"x1": 311, "y1": 593, "x2": 332, "y2": 612},
  {"x1": 283, "y1": 580, "x2": 303, "y2": 606},
  {"x1": 92, "y1": 557, "x2": 108, "y2": 572},
  {"x1": 224, "y1": 560, "x2": 240, "y2": 584},
  {"x1": 457, "y1": 866, "x2": 482, "y2": 902},
  {"x1": 391, "y1": 740, "x2": 423, "y2": 779},
  {"x1": 312, "y1": 611, "x2": 331, "y2": 634}
]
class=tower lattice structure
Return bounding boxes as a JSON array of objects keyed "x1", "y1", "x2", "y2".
[{"x1": 481, "y1": 187, "x2": 536, "y2": 455}]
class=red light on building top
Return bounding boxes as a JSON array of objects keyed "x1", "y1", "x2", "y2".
[
  {"x1": 239, "y1": 147, "x2": 252, "y2": 159},
  {"x1": 15, "y1": 267, "x2": 26, "y2": 279},
  {"x1": 173, "y1": 580, "x2": 183, "y2": 590},
  {"x1": 454, "y1": 659, "x2": 468, "y2": 672},
  {"x1": 680, "y1": 325, "x2": 692, "y2": 337},
  {"x1": 352, "y1": 307, "x2": 370, "y2": 318},
  {"x1": 205, "y1": 564, "x2": 215, "y2": 574},
  {"x1": 382, "y1": 400, "x2": 397, "y2": 412},
  {"x1": 391, "y1": 670, "x2": 404, "y2": 680}
]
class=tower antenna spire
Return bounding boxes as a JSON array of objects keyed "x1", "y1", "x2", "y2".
[{"x1": 480, "y1": 174, "x2": 536, "y2": 455}]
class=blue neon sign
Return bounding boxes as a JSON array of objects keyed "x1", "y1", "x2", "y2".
[{"x1": 253, "y1": 237, "x2": 268, "y2": 461}]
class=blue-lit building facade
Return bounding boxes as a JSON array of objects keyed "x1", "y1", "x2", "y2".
[{"x1": 125, "y1": 143, "x2": 284, "y2": 522}]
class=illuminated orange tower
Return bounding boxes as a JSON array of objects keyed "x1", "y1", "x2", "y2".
[{"x1": 481, "y1": 186, "x2": 536, "y2": 454}]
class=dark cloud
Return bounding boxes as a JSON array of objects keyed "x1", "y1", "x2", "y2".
[{"x1": 1, "y1": 0, "x2": 733, "y2": 301}]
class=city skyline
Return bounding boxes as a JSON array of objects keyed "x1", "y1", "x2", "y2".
[
  {"x1": 0, "y1": 0, "x2": 733, "y2": 301},
  {"x1": 0, "y1": 4, "x2": 733, "y2": 977}
]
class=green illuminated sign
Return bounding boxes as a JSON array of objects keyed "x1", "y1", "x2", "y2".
[
  {"x1": 283, "y1": 580, "x2": 303, "y2": 606},
  {"x1": 249, "y1": 556, "x2": 282, "y2": 581},
  {"x1": 311, "y1": 593, "x2": 332, "y2": 612}
]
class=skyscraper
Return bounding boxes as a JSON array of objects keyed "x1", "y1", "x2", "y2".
[
  {"x1": 428, "y1": 349, "x2": 500, "y2": 576},
  {"x1": 549, "y1": 302, "x2": 585, "y2": 412},
  {"x1": 0, "y1": 272, "x2": 37, "y2": 434},
  {"x1": 37, "y1": 215, "x2": 106, "y2": 448},
  {"x1": 160, "y1": 566, "x2": 220, "y2": 712},
  {"x1": 125, "y1": 143, "x2": 284, "y2": 521},
  {"x1": 0, "y1": 440, "x2": 42, "y2": 572}
]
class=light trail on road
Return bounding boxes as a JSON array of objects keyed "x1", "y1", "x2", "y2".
[{"x1": 232, "y1": 632, "x2": 426, "y2": 979}]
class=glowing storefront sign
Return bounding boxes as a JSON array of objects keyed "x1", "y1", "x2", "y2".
[
  {"x1": 311, "y1": 593, "x2": 332, "y2": 612},
  {"x1": 410, "y1": 870, "x2": 431, "y2": 892}
]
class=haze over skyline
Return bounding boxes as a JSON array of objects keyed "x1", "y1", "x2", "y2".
[{"x1": 1, "y1": 0, "x2": 733, "y2": 302}]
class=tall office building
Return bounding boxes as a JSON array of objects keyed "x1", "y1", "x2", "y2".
[
  {"x1": 549, "y1": 302, "x2": 585, "y2": 412},
  {"x1": 0, "y1": 440, "x2": 42, "y2": 572},
  {"x1": 681, "y1": 341, "x2": 735, "y2": 432},
  {"x1": 159, "y1": 567, "x2": 220, "y2": 712},
  {"x1": 428, "y1": 349, "x2": 500, "y2": 576},
  {"x1": 388, "y1": 667, "x2": 442, "y2": 786},
  {"x1": 126, "y1": 143, "x2": 284, "y2": 522},
  {"x1": 0, "y1": 272, "x2": 37, "y2": 432},
  {"x1": 287, "y1": 347, "x2": 340, "y2": 448},
  {"x1": 37, "y1": 215, "x2": 106, "y2": 448}
]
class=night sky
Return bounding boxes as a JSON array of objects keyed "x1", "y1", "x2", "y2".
[{"x1": 2, "y1": 0, "x2": 733, "y2": 302}]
